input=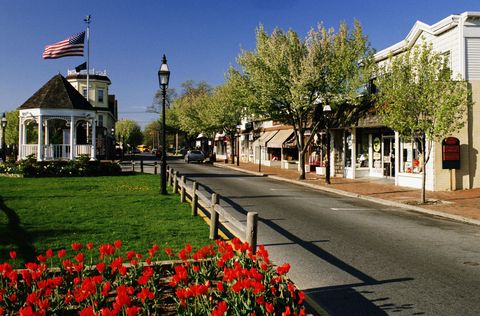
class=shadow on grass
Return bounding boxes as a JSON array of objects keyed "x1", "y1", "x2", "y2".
[{"x1": 0, "y1": 196, "x2": 36, "y2": 263}]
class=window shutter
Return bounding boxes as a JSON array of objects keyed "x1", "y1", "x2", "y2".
[{"x1": 466, "y1": 38, "x2": 480, "y2": 80}]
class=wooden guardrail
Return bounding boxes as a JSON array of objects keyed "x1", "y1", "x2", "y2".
[
  {"x1": 119, "y1": 159, "x2": 160, "y2": 174},
  {"x1": 167, "y1": 166, "x2": 258, "y2": 252}
]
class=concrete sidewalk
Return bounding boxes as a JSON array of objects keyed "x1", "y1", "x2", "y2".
[{"x1": 213, "y1": 161, "x2": 480, "y2": 226}]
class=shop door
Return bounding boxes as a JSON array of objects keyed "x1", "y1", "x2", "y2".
[{"x1": 383, "y1": 136, "x2": 395, "y2": 177}]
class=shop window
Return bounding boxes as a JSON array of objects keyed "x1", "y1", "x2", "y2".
[
  {"x1": 372, "y1": 135, "x2": 382, "y2": 169},
  {"x1": 400, "y1": 137, "x2": 423, "y2": 173},
  {"x1": 356, "y1": 130, "x2": 369, "y2": 167},
  {"x1": 345, "y1": 131, "x2": 352, "y2": 167}
]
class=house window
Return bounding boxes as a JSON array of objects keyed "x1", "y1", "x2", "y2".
[
  {"x1": 400, "y1": 137, "x2": 423, "y2": 174},
  {"x1": 98, "y1": 89, "x2": 104, "y2": 103},
  {"x1": 98, "y1": 115, "x2": 104, "y2": 127},
  {"x1": 82, "y1": 88, "x2": 87, "y2": 98}
]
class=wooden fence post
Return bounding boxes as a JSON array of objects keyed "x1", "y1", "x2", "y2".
[
  {"x1": 209, "y1": 193, "x2": 219, "y2": 240},
  {"x1": 191, "y1": 181, "x2": 198, "y2": 216},
  {"x1": 167, "y1": 167, "x2": 172, "y2": 184},
  {"x1": 173, "y1": 171, "x2": 179, "y2": 194},
  {"x1": 246, "y1": 212, "x2": 258, "y2": 253},
  {"x1": 154, "y1": 162, "x2": 158, "y2": 175},
  {"x1": 180, "y1": 176, "x2": 186, "y2": 202},
  {"x1": 131, "y1": 160, "x2": 135, "y2": 172},
  {"x1": 140, "y1": 159, "x2": 144, "y2": 173}
]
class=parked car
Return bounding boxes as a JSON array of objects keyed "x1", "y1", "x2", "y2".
[
  {"x1": 184, "y1": 150, "x2": 205, "y2": 163},
  {"x1": 137, "y1": 144, "x2": 150, "y2": 153}
]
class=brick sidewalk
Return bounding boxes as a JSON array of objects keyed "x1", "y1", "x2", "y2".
[{"x1": 215, "y1": 161, "x2": 480, "y2": 222}]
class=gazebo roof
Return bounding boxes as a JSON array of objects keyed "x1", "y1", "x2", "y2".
[{"x1": 18, "y1": 74, "x2": 94, "y2": 111}]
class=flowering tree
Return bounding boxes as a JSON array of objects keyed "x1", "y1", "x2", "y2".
[
  {"x1": 236, "y1": 21, "x2": 374, "y2": 179},
  {"x1": 376, "y1": 42, "x2": 469, "y2": 203}
]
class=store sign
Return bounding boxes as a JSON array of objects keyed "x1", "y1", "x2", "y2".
[
  {"x1": 373, "y1": 137, "x2": 381, "y2": 152},
  {"x1": 442, "y1": 137, "x2": 460, "y2": 169}
]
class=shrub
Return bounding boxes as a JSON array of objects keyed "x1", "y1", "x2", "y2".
[
  {"x1": 0, "y1": 156, "x2": 121, "y2": 177},
  {"x1": 0, "y1": 239, "x2": 306, "y2": 315}
]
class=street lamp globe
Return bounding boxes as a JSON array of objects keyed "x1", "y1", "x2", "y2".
[
  {"x1": 158, "y1": 55, "x2": 170, "y2": 87},
  {"x1": 1, "y1": 113, "x2": 7, "y2": 129}
]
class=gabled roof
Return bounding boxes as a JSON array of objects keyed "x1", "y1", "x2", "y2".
[
  {"x1": 18, "y1": 74, "x2": 94, "y2": 110},
  {"x1": 375, "y1": 11, "x2": 480, "y2": 61}
]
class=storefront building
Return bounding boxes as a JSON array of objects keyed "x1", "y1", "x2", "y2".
[{"x1": 338, "y1": 11, "x2": 480, "y2": 191}]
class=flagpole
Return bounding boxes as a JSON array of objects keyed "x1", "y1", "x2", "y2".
[{"x1": 84, "y1": 15, "x2": 91, "y2": 103}]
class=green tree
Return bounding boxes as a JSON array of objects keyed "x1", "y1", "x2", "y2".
[
  {"x1": 236, "y1": 21, "x2": 374, "y2": 179},
  {"x1": 376, "y1": 41, "x2": 469, "y2": 203},
  {"x1": 115, "y1": 119, "x2": 143, "y2": 153},
  {"x1": 170, "y1": 81, "x2": 213, "y2": 149},
  {"x1": 207, "y1": 69, "x2": 249, "y2": 162},
  {"x1": 4, "y1": 110, "x2": 19, "y2": 145},
  {"x1": 143, "y1": 120, "x2": 162, "y2": 149}
]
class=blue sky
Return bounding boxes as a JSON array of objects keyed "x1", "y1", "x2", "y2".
[{"x1": 0, "y1": 1, "x2": 477, "y2": 127}]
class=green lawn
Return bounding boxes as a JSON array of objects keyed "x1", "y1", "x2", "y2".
[{"x1": 0, "y1": 174, "x2": 212, "y2": 267}]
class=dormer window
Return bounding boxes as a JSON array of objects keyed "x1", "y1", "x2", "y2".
[{"x1": 98, "y1": 89, "x2": 104, "y2": 103}]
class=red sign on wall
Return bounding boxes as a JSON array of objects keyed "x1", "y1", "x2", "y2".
[{"x1": 442, "y1": 137, "x2": 460, "y2": 169}]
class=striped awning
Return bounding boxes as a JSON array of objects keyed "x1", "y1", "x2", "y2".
[
  {"x1": 252, "y1": 131, "x2": 278, "y2": 147},
  {"x1": 266, "y1": 129, "x2": 294, "y2": 148}
]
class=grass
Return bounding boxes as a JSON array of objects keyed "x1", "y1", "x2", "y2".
[{"x1": 0, "y1": 174, "x2": 212, "y2": 267}]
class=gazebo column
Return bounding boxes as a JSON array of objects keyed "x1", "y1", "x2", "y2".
[
  {"x1": 44, "y1": 120, "x2": 49, "y2": 159},
  {"x1": 44, "y1": 120, "x2": 49, "y2": 146},
  {"x1": 70, "y1": 116, "x2": 75, "y2": 160},
  {"x1": 90, "y1": 118, "x2": 97, "y2": 161},
  {"x1": 18, "y1": 117, "x2": 23, "y2": 160},
  {"x1": 37, "y1": 115, "x2": 44, "y2": 161}
]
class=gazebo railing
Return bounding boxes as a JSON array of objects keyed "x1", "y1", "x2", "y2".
[
  {"x1": 20, "y1": 144, "x2": 93, "y2": 160},
  {"x1": 21, "y1": 144, "x2": 38, "y2": 158}
]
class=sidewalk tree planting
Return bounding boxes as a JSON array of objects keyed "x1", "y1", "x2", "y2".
[
  {"x1": 208, "y1": 69, "x2": 250, "y2": 163},
  {"x1": 376, "y1": 42, "x2": 469, "y2": 203},
  {"x1": 236, "y1": 21, "x2": 374, "y2": 179}
]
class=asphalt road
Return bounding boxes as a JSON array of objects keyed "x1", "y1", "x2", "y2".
[{"x1": 142, "y1": 157, "x2": 480, "y2": 315}]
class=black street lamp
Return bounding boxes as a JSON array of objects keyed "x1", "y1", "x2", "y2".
[
  {"x1": 236, "y1": 124, "x2": 242, "y2": 166},
  {"x1": 158, "y1": 55, "x2": 170, "y2": 195},
  {"x1": 1, "y1": 113, "x2": 7, "y2": 162},
  {"x1": 323, "y1": 105, "x2": 332, "y2": 184}
]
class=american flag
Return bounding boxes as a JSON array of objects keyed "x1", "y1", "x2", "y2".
[{"x1": 43, "y1": 32, "x2": 85, "y2": 59}]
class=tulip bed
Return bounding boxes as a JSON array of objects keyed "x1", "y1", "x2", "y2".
[{"x1": 0, "y1": 238, "x2": 306, "y2": 315}]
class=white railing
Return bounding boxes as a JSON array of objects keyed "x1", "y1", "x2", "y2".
[
  {"x1": 21, "y1": 144, "x2": 37, "y2": 158},
  {"x1": 75, "y1": 145, "x2": 91, "y2": 156},
  {"x1": 20, "y1": 144, "x2": 92, "y2": 160},
  {"x1": 67, "y1": 69, "x2": 108, "y2": 76}
]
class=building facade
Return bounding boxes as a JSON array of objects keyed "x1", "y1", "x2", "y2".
[{"x1": 236, "y1": 12, "x2": 480, "y2": 191}]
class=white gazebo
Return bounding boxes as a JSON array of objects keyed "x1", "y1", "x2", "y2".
[{"x1": 18, "y1": 74, "x2": 98, "y2": 161}]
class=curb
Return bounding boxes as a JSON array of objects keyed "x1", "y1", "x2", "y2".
[{"x1": 214, "y1": 163, "x2": 480, "y2": 227}]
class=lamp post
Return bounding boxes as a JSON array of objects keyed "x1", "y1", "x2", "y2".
[
  {"x1": 323, "y1": 105, "x2": 332, "y2": 184},
  {"x1": 111, "y1": 127, "x2": 115, "y2": 160},
  {"x1": 236, "y1": 124, "x2": 242, "y2": 166},
  {"x1": 1, "y1": 113, "x2": 7, "y2": 162},
  {"x1": 158, "y1": 55, "x2": 170, "y2": 195}
]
